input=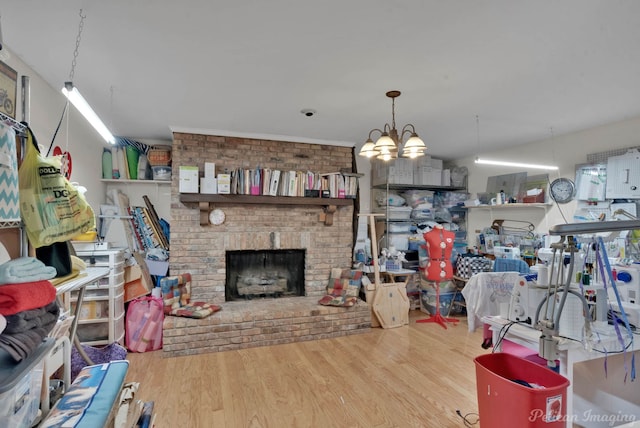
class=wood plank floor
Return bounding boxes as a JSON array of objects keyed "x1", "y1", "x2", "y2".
[{"x1": 126, "y1": 311, "x2": 488, "y2": 428}]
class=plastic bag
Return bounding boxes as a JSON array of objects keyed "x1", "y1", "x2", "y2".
[
  {"x1": 125, "y1": 296, "x2": 163, "y2": 352},
  {"x1": 18, "y1": 127, "x2": 95, "y2": 248}
]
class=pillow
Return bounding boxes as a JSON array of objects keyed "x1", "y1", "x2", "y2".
[
  {"x1": 171, "y1": 302, "x2": 221, "y2": 319},
  {"x1": 160, "y1": 273, "x2": 192, "y2": 314},
  {"x1": 318, "y1": 268, "x2": 363, "y2": 307}
]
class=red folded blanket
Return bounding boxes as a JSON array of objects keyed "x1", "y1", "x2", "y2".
[{"x1": 0, "y1": 280, "x2": 57, "y2": 316}]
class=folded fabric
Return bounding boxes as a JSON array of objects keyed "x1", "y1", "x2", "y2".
[
  {"x1": 0, "y1": 314, "x2": 5, "y2": 334},
  {"x1": 0, "y1": 280, "x2": 57, "y2": 316},
  {"x1": 493, "y1": 258, "x2": 530, "y2": 274},
  {"x1": 0, "y1": 257, "x2": 57, "y2": 285},
  {"x1": 4, "y1": 301, "x2": 60, "y2": 334},
  {"x1": 170, "y1": 302, "x2": 220, "y2": 319},
  {"x1": 0, "y1": 314, "x2": 57, "y2": 362}
]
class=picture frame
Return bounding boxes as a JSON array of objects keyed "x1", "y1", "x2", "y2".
[{"x1": 0, "y1": 61, "x2": 17, "y2": 118}]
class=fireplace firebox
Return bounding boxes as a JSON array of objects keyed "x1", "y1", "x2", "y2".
[{"x1": 225, "y1": 249, "x2": 306, "y2": 301}]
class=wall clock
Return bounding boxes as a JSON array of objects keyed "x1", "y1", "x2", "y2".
[
  {"x1": 209, "y1": 208, "x2": 226, "y2": 225},
  {"x1": 550, "y1": 178, "x2": 576, "y2": 204}
]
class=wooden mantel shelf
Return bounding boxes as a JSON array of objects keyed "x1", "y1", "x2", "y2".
[
  {"x1": 179, "y1": 193, "x2": 353, "y2": 225},
  {"x1": 179, "y1": 193, "x2": 353, "y2": 206}
]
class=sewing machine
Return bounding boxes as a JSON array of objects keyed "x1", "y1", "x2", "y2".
[
  {"x1": 507, "y1": 279, "x2": 590, "y2": 340},
  {"x1": 608, "y1": 300, "x2": 640, "y2": 328},
  {"x1": 615, "y1": 263, "x2": 640, "y2": 304},
  {"x1": 507, "y1": 279, "x2": 548, "y2": 327}
]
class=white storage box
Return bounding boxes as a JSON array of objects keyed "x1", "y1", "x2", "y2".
[
  {"x1": 0, "y1": 343, "x2": 48, "y2": 428},
  {"x1": 389, "y1": 233, "x2": 410, "y2": 251},
  {"x1": 388, "y1": 222, "x2": 413, "y2": 233},
  {"x1": 77, "y1": 312, "x2": 125, "y2": 345},
  {"x1": 387, "y1": 206, "x2": 412, "y2": 220},
  {"x1": 179, "y1": 165, "x2": 199, "y2": 193},
  {"x1": 97, "y1": 269, "x2": 125, "y2": 287},
  {"x1": 76, "y1": 250, "x2": 124, "y2": 267}
]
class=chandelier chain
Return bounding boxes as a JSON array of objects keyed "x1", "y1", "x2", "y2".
[
  {"x1": 391, "y1": 97, "x2": 396, "y2": 130},
  {"x1": 476, "y1": 115, "x2": 480, "y2": 151},
  {"x1": 68, "y1": 9, "x2": 86, "y2": 82}
]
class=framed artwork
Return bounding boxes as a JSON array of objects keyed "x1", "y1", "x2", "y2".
[{"x1": 0, "y1": 61, "x2": 17, "y2": 118}]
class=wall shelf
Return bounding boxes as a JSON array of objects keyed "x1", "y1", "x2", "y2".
[
  {"x1": 466, "y1": 203, "x2": 550, "y2": 210},
  {"x1": 101, "y1": 179, "x2": 170, "y2": 185},
  {"x1": 372, "y1": 183, "x2": 466, "y2": 192},
  {"x1": 179, "y1": 193, "x2": 353, "y2": 226}
]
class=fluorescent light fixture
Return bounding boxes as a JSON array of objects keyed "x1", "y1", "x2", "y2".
[
  {"x1": 61, "y1": 81, "x2": 115, "y2": 144},
  {"x1": 475, "y1": 157, "x2": 558, "y2": 171}
]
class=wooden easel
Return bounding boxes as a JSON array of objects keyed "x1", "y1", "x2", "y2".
[{"x1": 359, "y1": 213, "x2": 409, "y2": 328}]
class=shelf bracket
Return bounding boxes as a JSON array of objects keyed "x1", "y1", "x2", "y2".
[
  {"x1": 199, "y1": 201, "x2": 210, "y2": 226},
  {"x1": 321, "y1": 205, "x2": 337, "y2": 226}
]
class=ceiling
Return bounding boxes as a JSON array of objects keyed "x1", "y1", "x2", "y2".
[{"x1": 3, "y1": 1, "x2": 640, "y2": 159}]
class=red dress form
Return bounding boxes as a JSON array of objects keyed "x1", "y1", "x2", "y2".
[
  {"x1": 424, "y1": 227, "x2": 455, "y2": 281},
  {"x1": 416, "y1": 226, "x2": 459, "y2": 328}
]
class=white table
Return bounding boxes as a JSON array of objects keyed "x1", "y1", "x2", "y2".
[
  {"x1": 482, "y1": 315, "x2": 640, "y2": 427},
  {"x1": 55, "y1": 267, "x2": 110, "y2": 351}
]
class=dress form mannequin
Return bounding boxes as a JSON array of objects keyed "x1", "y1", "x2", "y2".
[{"x1": 416, "y1": 225, "x2": 459, "y2": 328}]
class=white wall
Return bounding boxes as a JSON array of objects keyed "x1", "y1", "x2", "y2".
[
  {"x1": 5, "y1": 52, "x2": 105, "y2": 214},
  {"x1": 6, "y1": 53, "x2": 174, "y2": 249},
  {"x1": 453, "y1": 116, "x2": 640, "y2": 245}
]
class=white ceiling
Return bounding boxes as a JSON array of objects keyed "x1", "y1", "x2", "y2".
[{"x1": 3, "y1": 1, "x2": 640, "y2": 159}]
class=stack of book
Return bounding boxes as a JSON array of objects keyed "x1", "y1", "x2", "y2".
[{"x1": 227, "y1": 167, "x2": 362, "y2": 198}]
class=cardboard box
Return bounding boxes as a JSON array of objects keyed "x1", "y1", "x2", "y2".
[
  {"x1": 217, "y1": 173, "x2": 231, "y2": 194},
  {"x1": 431, "y1": 158, "x2": 443, "y2": 169},
  {"x1": 200, "y1": 177, "x2": 217, "y2": 194},
  {"x1": 124, "y1": 264, "x2": 152, "y2": 302},
  {"x1": 204, "y1": 162, "x2": 216, "y2": 179},
  {"x1": 414, "y1": 166, "x2": 443, "y2": 185},
  {"x1": 179, "y1": 166, "x2": 199, "y2": 193},
  {"x1": 442, "y1": 169, "x2": 451, "y2": 186}
]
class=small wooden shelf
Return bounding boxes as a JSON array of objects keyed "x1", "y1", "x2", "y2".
[
  {"x1": 101, "y1": 179, "x2": 170, "y2": 185},
  {"x1": 466, "y1": 203, "x2": 550, "y2": 209},
  {"x1": 179, "y1": 193, "x2": 353, "y2": 226},
  {"x1": 179, "y1": 193, "x2": 353, "y2": 206},
  {"x1": 372, "y1": 183, "x2": 466, "y2": 191}
]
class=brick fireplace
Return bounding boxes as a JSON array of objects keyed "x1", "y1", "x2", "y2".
[{"x1": 162, "y1": 132, "x2": 371, "y2": 356}]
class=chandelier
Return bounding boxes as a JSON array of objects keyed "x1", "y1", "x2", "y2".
[{"x1": 358, "y1": 90, "x2": 426, "y2": 161}]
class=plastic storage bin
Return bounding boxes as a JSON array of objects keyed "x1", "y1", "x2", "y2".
[
  {"x1": 0, "y1": 340, "x2": 51, "y2": 428},
  {"x1": 419, "y1": 289, "x2": 462, "y2": 315},
  {"x1": 387, "y1": 206, "x2": 412, "y2": 220},
  {"x1": 474, "y1": 353, "x2": 570, "y2": 427}
]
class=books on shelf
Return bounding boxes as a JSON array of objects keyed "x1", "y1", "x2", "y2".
[{"x1": 224, "y1": 167, "x2": 360, "y2": 198}]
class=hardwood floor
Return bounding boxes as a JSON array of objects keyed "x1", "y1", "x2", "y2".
[{"x1": 126, "y1": 310, "x2": 488, "y2": 428}]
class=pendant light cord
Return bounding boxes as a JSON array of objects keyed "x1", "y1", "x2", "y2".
[
  {"x1": 49, "y1": 9, "x2": 85, "y2": 154},
  {"x1": 47, "y1": 102, "x2": 69, "y2": 156},
  {"x1": 68, "y1": 9, "x2": 86, "y2": 82}
]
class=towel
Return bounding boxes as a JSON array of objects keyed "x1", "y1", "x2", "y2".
[
  {"x1": 0, "y1": 257, "x2": 57, "y2": 285},
  {"x1": 0, "y1": 280, "x2": 57, "y2": 316},
  {"x1": 4, "y1": 301, "x2": 60, "y2": 334},
  {"x1": 0, "y1": 304, "x2": 58, "y2": 362}
]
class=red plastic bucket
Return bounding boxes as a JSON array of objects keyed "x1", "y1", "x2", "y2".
[{"x1": 475, "y1": 353, "x2": 570, "y2": 427}]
